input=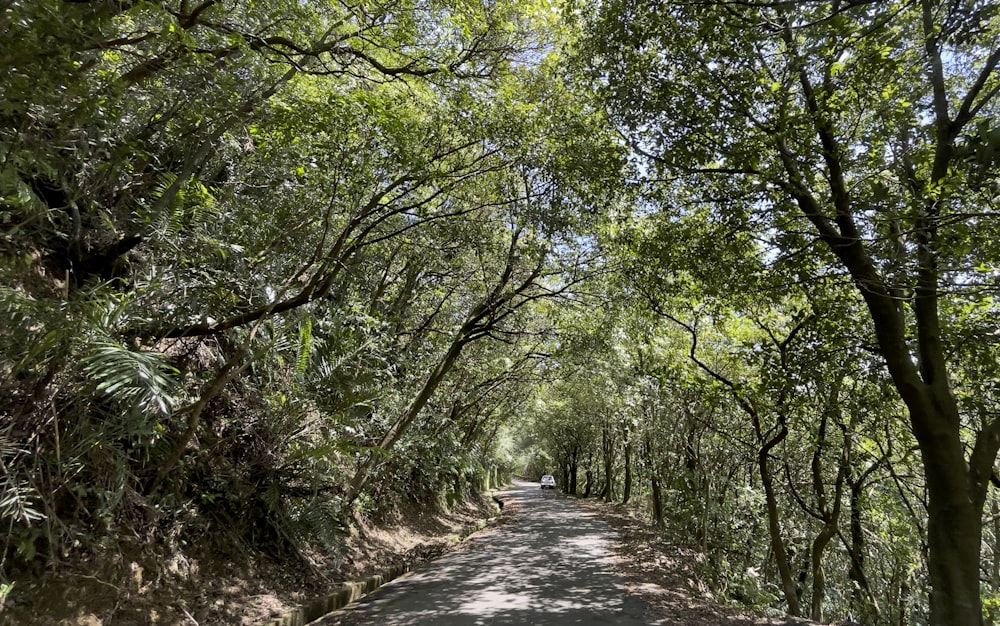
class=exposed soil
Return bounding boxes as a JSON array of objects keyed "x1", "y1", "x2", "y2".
[
  {"x1": 574, "y1": 498, "x2": 815, "y2": 626},
  {"x1": 1, "y1": 494, "x2": 500, "y2": 626}
]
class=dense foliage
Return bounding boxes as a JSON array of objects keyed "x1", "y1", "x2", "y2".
[
  {"x1": 2, "y1": 1, "x2": 999, "y2": 625},
  {"x1": 0, "y1": 0, "x2": 619, "y2": 613}
]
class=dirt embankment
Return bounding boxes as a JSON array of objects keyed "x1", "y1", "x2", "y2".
[
  {"x1": 576, "y1": 498, "x2": 815, "y2": 626},
  {"x1": 2, "y1": 495, "x2": 500, "y2": 626}
]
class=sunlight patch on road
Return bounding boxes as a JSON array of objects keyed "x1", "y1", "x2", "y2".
[
  {"x1": 457, "y1": 590, "x2": 532, "y2": 615},
  {"x1": 456, "y1": 588, "x2": 616, "y2": 618},
  {"x1": 559, "y1": 533, "x2": 609, "y2": 553}
]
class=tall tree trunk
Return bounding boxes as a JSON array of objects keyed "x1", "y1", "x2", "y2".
[
  {"x1": 758, "y1": 427, "x2": 800, "y2": 617},
  {"x1": 584, "y1": 458, "x2": 594, "y2": 498},
  {"x1": 811, "y1": 525, "x2": 836, "y2": 622},
  {"x1": 785, "y1": 163, "x2": 995, "y2": 624},
  {"x1": 776, "y1": 15, "x2": 1000, "y2": 617},
  {"x1": 651, "y1": 473, "x2": 663, "y2": 527},
  {"x1": 840, "y1": 416, "x2": 885, "y2": 623},
  {"x1": 569, "y1": 447, "x2": 579, "y2": 496},
  {"x1": 805, "y1": 391, "x2": 848, "y2": 623},
  {"x1": 622, "y1": 434, "x2": 633, "y2": 505},
  {"x1": 601, "y1": 423, "x2": 615, "y2": 502},
  {"x1": 644, "y1": 435, "x2": 664, "y2": 527},
  {"x1": 992, "y1": 498, "x2": 1000, "y2": 626},
  {"x1": 895, "y1": 557, "x2": 910, "y2": 626},
  {"x1": 661, "y1": 311, "x2": 808, "y2": 617},
  {"x1": 346, "y1": 227, "x2": 548, "y2": 503},
  {"x1": 347, "y1": 332, "x2": 466, "y2": 501},
  {"x1": 920, "y1": 427, "x2": 985, "y2": 625},
  {"x1": 700, "y1": 476, "x2": 710, "y2": 555},
  {"x1": 848, "y1": 476, "x2": 880, "y2": 621}
]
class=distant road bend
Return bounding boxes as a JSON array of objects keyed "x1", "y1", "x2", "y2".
[{"x1": 314, "y1": 479, "x2": 649, "y2": 625}]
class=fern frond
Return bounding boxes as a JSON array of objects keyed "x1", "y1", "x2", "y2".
[
  {"x1": 291, "y1": 497, "x2": 346, "y2": 550},
  {"x1": 80, "y1": 340, "x2": 179, "y2": 416},
  {"x1": 296, "y1": 317, "x2": 313, "y2": 375},
  {"x1": 0, "y1": 475, "x2": 46, "y2": 525}
]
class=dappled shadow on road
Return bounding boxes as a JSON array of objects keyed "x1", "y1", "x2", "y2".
[
  {"x1": 576, "y1": 499, "x2": 814, "y2": 626},
  {"x1": 314, "y1": 481, "x2": 645, "y2": 625}
]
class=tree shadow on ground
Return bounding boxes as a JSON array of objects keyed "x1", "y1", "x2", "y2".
[
  {"x1": 577, "y1": 498, "x2": 815, "y2": 626},
  {"x1": 317, "y1": 481, "x2": 646, "y2": 625}
]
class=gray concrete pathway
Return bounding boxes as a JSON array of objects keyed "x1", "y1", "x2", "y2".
[{"x1": 311, "y1": 480, "x2": 649, "y2": 625}]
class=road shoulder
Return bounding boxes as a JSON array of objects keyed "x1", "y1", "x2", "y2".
[{"x1": 572, "y1": 498, "x2": 815, "y2": 626}]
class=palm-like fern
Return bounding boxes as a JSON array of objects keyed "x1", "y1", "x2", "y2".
[
  {"x1": 80, "y1": 340, "x2": 179, "y2": 416},
  {"x1": 0, "y1": 436, "x2": 45, "y2": 526}
]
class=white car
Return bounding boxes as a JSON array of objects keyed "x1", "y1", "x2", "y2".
[{"x1": 540, "y1": 475, "x2": 556, "y2": 489}]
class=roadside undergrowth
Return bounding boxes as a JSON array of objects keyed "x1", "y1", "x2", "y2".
[
  {"x1": 574, "y1": 498, "x2": 814, "y2": 626},
  {"x1": 1, "y1": 494, "x2": 499, "y2": 626}
]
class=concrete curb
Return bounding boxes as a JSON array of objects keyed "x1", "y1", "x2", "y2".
[
  {"x1": 261, "y1": 514, "x2": 498, "y2": 626},
  {"x1": 262, "y1": 564, "x2": 407, "y2": 626}
]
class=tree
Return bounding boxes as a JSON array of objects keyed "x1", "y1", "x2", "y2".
[
  {"x1": 345, "y1": 212, "x2": 589, "y2": 501},
  {"x1": 1, "y1": 0, "x2": 630, "y2": 591},
  {"x1": 585, "y1": 1, "x2": 1000, "y2": 622}
]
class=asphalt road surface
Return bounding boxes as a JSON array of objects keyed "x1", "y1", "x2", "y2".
[{"x1": 313, "y1": 480, "x2": 649, "y2": 625}]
